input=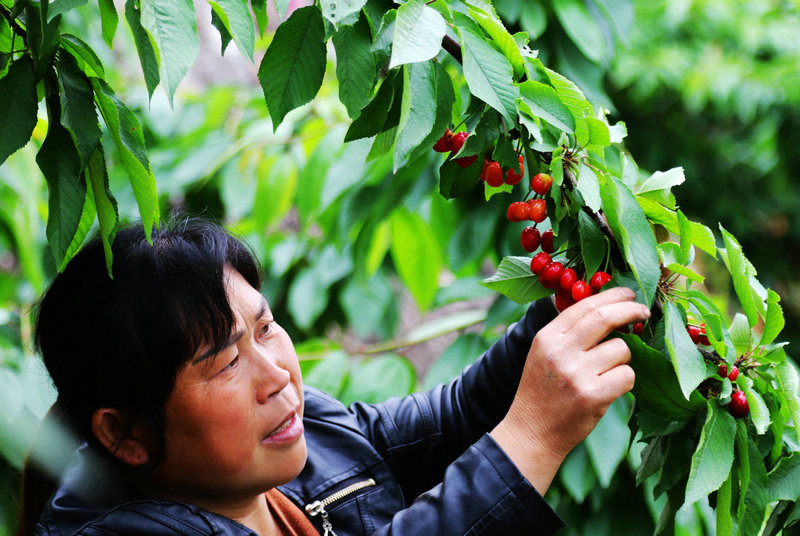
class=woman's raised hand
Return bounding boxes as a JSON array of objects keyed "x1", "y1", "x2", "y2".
[{"x1": 491, "y1": 287, "x2": 650, "y2": 494}]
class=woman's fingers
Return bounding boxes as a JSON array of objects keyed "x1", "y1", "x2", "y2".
[
  {"x1": 584, "y1": 337, "x2": 632, "y2": 374},
  {"x1": 562, "y1": 299, "x2": 651, "y2": 351},
  {"x1": 548, "y1": 287, "x2": 637, "y2": 334}
]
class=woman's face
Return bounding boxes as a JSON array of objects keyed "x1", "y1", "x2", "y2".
[{"x1": 149, "y1": 269, "x2": 307, "y2": 506}]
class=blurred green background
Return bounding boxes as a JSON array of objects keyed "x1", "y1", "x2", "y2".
[{"x1": 1, "y1": 0, "x2": 798, "y2": 534}]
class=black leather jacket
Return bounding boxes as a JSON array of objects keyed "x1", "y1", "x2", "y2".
[{"x1": 35, "y1": 299, "x2": 564, "y2": 535}]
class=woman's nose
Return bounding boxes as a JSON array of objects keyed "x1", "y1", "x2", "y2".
[{"x1": 253, "y1": 348, "x2": 292, "y2": 404}]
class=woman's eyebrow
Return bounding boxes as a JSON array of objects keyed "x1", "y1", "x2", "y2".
[
  {"x1": 192, "y1": 298, "x2": 269, "y2": 365},
  {"x1": 193, "y1": 330, "x2": 245, "y2": 365}
]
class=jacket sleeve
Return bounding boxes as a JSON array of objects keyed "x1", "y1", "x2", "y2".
[
  {"x1": 347, "y1": 298, "x2": 561, "y2": 521},
  {"x1": 374, "y1": 433, "x2": 564, "y2": 535}
]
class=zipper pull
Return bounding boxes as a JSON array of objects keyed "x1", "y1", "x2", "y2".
[
  {"x1": 305, "y1": 501, "x2": 338, "y2": 536},
  {"x1": 304, "y1": 478, "x2": 376, "y2": 536}
]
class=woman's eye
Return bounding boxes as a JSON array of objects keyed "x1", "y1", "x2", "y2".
[
  {"x1": 259, "y1": 322, "x2": 273, "y2": 338},
  {"x1": 224, "y1": 356, "x2": 239, "y2": 371}
]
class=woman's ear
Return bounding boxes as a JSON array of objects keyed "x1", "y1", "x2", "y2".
[{"x1": 91, "y1": 408, "x2": 151, "y2": 466}]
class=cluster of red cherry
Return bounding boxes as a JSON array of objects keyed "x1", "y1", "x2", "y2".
[
  {"x1": 530, "y1": 254, "x2": 614, "y2": 312},
  {"x1": 688, "y1": 322, "x2": 749, "y2": 417},
  {"x1": 433, "y1": 129, "x2": 477, "y2": 167},
  {"x1": 479, "y1": 155, "x2": 525, "y2": 186}
]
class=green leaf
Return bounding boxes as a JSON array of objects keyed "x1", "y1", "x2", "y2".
[
  {"x1": 720, "y1": 225, "x2": 762, "y2": 327},
  {"x1": 210, "y1": 7, "x2": 234, "y2": 54},
  {"x1": 275, "y1": 0, "x2": 292, "y2": 21},
  {"x1": 665, "y1": 263, "x2": 705, "y2": 284},
  {"x1": 760, "y1": 289, "x2": 784, "y2": 347},
  {"x1": 467, "y1": 5, "x2": 525, "y2": 79},
  {"x1": 209, "y1": 0, "x2": 255, "y2": 59},
  {"x1": 552, "y1": 0, "x2": 607, "y2": 64},
  {"x1": 663, "y1": 302, "x2": 706, "y2": 400},
  {"x1": 517, "y1": 80, "x2": 574, "y2": 133},
  {"x1": 332, "y1": 14, "x2": 376, "y2": 118},
  {"x1": 98, "y1": 0, "x2": 118, "y2": 47},
  {"x1": 389, "y1": 0, "x2": 446, "y2": 68},
  {"x1": 60, "y1": 34, "x2": 106, "y2": 77},
  {"x1": 775, "y1": 361, "x2": 800, "y2": 445},
  {"x1": 456, "y1": 16, "x2": 519, "y2": 124},
  {"x1": 302, "y1": 351, "x2": 350, "y2": 397},
  {"x1": 737, "y1": 375, "x2": 770, "y2": 435},
  {"x1": 575, "y1": 162, "x2": 601, "y2": 212},
  {"x1": 480, "y1": 256, "x2": 553, "y2": 304},
  {"x1": 339, "y1": 354, "x2": 416, "y2": 405},
  {"x1": 716, "y1": 472, "x2": 733, "y2": 536},
  {"x1": 438, "y1": 159, "x2": 480, "y2": 199},
  {"x1": 684, "y1": 400, "x2": 736, "y2": 505},
  {"x1": 738, "y1": 431, "x2": 769, "y2": 535},
  {"x1": 57, "y1": 54, "x2": 101, "y2": 167},
  {"x1": 124, "y1": 0, "x2": 160, "y2": 98},
  {"x1": 586, "y1": 117, "x2": 610, "y2": 148},
  {"x1": 36, "y1": 107, "x2": 87, "y2": 268},
  {"x1": 585, "y1": 396, "x2": 631, "y2": 488},
  {"x1": 393, "y1": 62, "x2": 436, "y2": 171},
  {"x1": 140, "y1": 0, "x2": 200, "y2": 104},
  {"x1": 621, "y1": 333, "x2": 704, "y2": 420},
  {"x1": 288, "y1": 245, "x2": 353, "y2": 329},
  {"x1": 599, "y1": 175, "x2": 660, "y2": 305},
  {"x1": 91, "y1": 78, "x2": 158, "y2": 241},
  {"x1": 252, "y1": 0, "x2": 268, "y2": 34},
  {"x1": 407, "y1": 61, "x2": 455, "y2": 167},
  {"x1": 422, "y1": 334, "x2": 488, "y2": 390},
  {"x1": 676, "y1": 210, "x2": 693, "y2": 265},
  {"x1": 345, "y1": 70, "x2": 402, "y2": 142},
  {"x1": 558, "y1": 444, "x2": 596, "y2": 504},
  {"x1": 259, "y1": 6, "x2": 326, "y2": 130},
  {"x1": 0, "y1": 57, "x2": 37, "y2": 166},
  {"x1": 635, "y1": 167, "x2": 685, "y2": 195},
  {"x1": 47, "y1": 0, "x2": 88, "y2": 21},
  {"x1": 545, "y1": 68, "x2": 592, "y2": 135},
  {"x1": 85, "y1": 145, "x2": 118, "y2": 276},
  {"x1": 389, "y1": 208, "x2": 442, "y2": 311},
  {"x1": 768, "y1": 453, "x2": 800, "y2": 502},
  {"x1": 321, "y1": 0, "x2": 367, "y2": 28},
  {"x1": 578, "y1": 211, "x2": 604, "y2": 278}
]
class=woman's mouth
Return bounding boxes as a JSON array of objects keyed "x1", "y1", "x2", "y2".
[{"x1": 262, "y1": 413, "x2": 303, "y2": 444}]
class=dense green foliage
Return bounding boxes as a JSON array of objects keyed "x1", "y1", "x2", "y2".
[{"x1": 1, "y1": 0, "x2": 799, "y2": 535}]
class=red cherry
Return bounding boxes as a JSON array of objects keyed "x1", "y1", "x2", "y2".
[
  {"x1": 484, "y1": 160, "x2": 503, "y2": 187},
  {"x1": 698, "y1": 325, "x2": 710, "y2": 346},
  {"x1": 433, "y1": 129, "x2": 453, "y2": 152},
  {"x1": 728, "y1": 391, "x2": 749, "y2": 419},
  {"x1": 530, "y1": 252, "x2": 551, "y2": 275},
  {"x1": 633, "y1": 322, "x2": 644, "y2": 336},
  {"x1": 505, "y1": 155, "x2": 525, "y2": 185},
  {"x1": 541, "y1": 229, "x2": 554, "y2": 253},
  {"x1": 480, "y1": 157, "x2": 490, "y2": 177},
  {"x1": 528, "y1": 199, "x2": 547, "y2": 223},
  {"x1": 456, "y1": 154, "x2": 478, "y2": 168},
  {"x1": 571, "y1": 280, "x2": 592, "y2": 302},
  {"x1": 718, "y1": 364, "x2": 728, "y2": 378},
  {"x1": 589, "y1": 271, "x2": 612, "y2": 292},
  {"x1": 554, "y1": 288, "x2": 575, "y2": 312},
  {"x1": 521, "y1": 227, "x2": 541, "y2": 253},
  {"x1": 531, "y1": 173, "x2": 553, "y2": 195},
  {"x1": 687, "y1": 325, "x2": 701, "y2": 344},
  {"x1": 506, "y1": 204, "x2": 518, "y2": 222},
  {"x1": 512, "y1": 201, "x2": 530, "y2": 222},
  {"x1": 450, "y1": 131, "x2": 467, "y2": 154},
  {"x1": 539, "y1": 262, "x2": 565, "y2": 289},
  {"x1": 728, "y1": 365, "x2": 739, "y2": 381},
  {"x1": 559, "y1": 268, "x2": 577, "y2": 291}
]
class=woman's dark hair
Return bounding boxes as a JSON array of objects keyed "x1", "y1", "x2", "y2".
[{"x1": 19, "y1": 216, "x2": 261, "y2": 534}]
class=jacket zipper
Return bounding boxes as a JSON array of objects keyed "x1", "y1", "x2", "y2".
[{"x1": 304, "y1": 478, "x2": 376, "y2": 536}]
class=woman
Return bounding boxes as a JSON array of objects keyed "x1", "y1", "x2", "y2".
[{"x1": 22, "y1": 217, "x2": 648, "y2": 535}]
